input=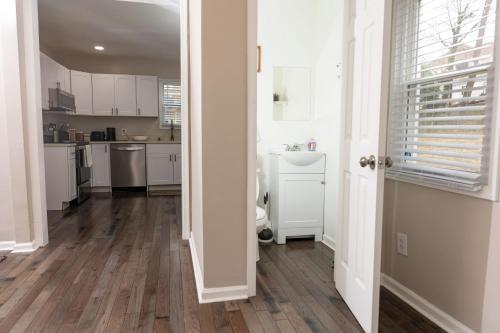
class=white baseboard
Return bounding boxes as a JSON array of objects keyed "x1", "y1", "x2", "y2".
[
  {"x1": 12, "y1": 241, "x2": 37, "y2": 253},
  {"x1": 189, "y1": 234, "x2": 248, "y2": 304},
  {"x1": 381, "y1": 274, "x2": 475, "y2": 333},
  {"x1": 0, "y1": 241, "x2": 15, "y2": 251},
  {"x1": 321, "y1": 234, "x2": 335, "y2": 251}
]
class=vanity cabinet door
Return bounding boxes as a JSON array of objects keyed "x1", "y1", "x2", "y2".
[
  {"x1": 91, "y1": 144, "x2": 111, "y2": 187},
  {"x1": 278, "y1": 173, "x2": 325, "y2": 229}
]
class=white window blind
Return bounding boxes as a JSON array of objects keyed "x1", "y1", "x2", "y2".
[
  {"x1": 159, "y1": 79, "x2": 181, "y2": 129},
  {"x1": 387, "y1": 0, "x2": 497, "y2": 191}
]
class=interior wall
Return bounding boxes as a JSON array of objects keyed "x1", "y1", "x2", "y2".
[
  {"x1": 257, "y1": 0, "x2": 343, "y2": 245},
  {"x1": 382, "y1": 179, "x2": 493, "y2": 332},
  {"x1": 201, "y1": 0, "x2": 247, "y2": 288}
]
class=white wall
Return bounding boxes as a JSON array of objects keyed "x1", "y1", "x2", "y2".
[{"x1": 257, "y1": 0, "x2": 343, "y2": 245}]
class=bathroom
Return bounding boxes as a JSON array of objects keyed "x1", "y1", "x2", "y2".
[{"x1": 256, "y1": 0, "x2": 344, "y2": 251}]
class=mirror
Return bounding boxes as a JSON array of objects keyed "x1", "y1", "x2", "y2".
[{"x1": 273, "y1": 67, "x2": 311, "y2": 121}]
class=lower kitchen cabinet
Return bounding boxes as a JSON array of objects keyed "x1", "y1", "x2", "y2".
[
  {"x1": 44, "y1": 145, "x2": 77, "y2": 210},
  {"x1": 91, "y1": 143, "x2": 111, "y2": 187},
  {"x1": 146, "y1": 144, "x2": 181, "y2": 186}
]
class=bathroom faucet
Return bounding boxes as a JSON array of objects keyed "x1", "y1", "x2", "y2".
[{"x1": 285, "y1": 144, "x2": 301, "y2": 152}]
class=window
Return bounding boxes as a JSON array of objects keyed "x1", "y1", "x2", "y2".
[
  {"x1": 159, "y1": 79, "x2": 181, "y2": 129},
  {"x1": 387, "y1": 0, "x2": 497, "y2": 192}
]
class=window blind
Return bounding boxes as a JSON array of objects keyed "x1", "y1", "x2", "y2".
[
  {"x1": 159, "y1": 79, "x2": 181, "y2": 129},
  {"x1": 387, "y1": 0, "x2": 497, "y2": 191}
]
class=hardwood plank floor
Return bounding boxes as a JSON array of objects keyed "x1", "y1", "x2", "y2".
[{"x1": 0, "y1": 193, "x2": 444, "y2": 332}]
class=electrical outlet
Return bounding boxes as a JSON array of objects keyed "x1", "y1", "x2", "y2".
[
  {"x1": 396, "y1": 232, "x2": 408, "y2": 256},
  {"x1": 121, "y1": 128, "x2": 127, "y2": 136}
]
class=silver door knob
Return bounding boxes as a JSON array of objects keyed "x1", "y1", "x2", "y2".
[{"x1": 359, "y1": 155, "x2": 377, "y2": 170}]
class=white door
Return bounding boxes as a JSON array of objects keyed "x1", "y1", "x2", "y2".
[
  {"x1": 91, "y1": 144, "x2": 111, "y2": 187},
  {"x1": 136, "y1": 75, "x2": 159, "y2": 117},
  {"x1": 278, "y1": 173, "x2": 324, "y2": 229},
  {"x1": 173, "y1": 145, "x2": 182, "y2": 184},
  {"x1": 334, "y1": 0, "x2": 391, "y2": 332},
  {"x1": 71, "y1": 70, "x2": 93, "y2": 115},
  {"x1": 114, "y1": 75, "x2": 137, "y2": 116},
  {"x1": 92, "y1": 74, "x2": 115, "y2": 115}
]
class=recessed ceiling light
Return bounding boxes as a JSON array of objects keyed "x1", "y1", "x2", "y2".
[{"x1": 94, "y1": 45, "x2": 105, "y2": 51}]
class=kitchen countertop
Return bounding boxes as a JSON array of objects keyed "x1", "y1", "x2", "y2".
[
  {"x1": 44, "y1": 143, "x2": 77, "y2": 147},
  {"x1": 90, "y1": 141, "x2": 181, "y2": 144}
]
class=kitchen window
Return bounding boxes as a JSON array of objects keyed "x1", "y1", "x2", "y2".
[
  {"x1": 387, "y1": 0, "x2": 499, "y2": 196},
  {"x1": 159, "y1": 79, "x2": 181, "y2": 129}
]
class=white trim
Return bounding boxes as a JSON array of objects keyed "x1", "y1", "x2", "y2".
[
  {"x1": 12, "y1": 241, "x2": 37, "y2": 253},
  {"x1": 189, "y1": 235, "x2": 248, "y2": 303},
  {"x1": 381, "y1": 274, "x2": 475, "y2": 333},
  {"x1": 0, "y1": 241, "x2": 15, "y2": 251},
  {"x1": 321, "y1": 234, "x2": 336, "y2": 251},
  {"x1": 246, "y1": 0, "x2": 257, "y2": 298},
  {"x1": 180, "y1": 0, "x2": 191, "y2": 240}
]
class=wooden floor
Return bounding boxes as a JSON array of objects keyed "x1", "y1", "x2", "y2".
[{"x1": 0, "y1": 193, "x2": 444, "y2": 332}]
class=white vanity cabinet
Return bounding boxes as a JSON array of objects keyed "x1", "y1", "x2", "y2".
[
  {"x1": 269, "y1": 152, "x2": 326, "y2": 244},
  {"x1": 91, "y1": 143, "x2": 111, "y2": 187},
  {"x1": 44, "y1": 145, "x2": 77, "y2": 210},
  {"x1": 146, "y1": 144, "x2": 181, "y2": 187}
]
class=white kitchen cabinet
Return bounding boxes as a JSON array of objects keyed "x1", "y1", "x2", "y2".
[
  {"x1": 269, "y1": 152, "x2": 326, "y2": 244},
  {"x1": 146, "y1": 144, "x2": 182, "y2": 186},
  {"x1": 44, "y1": 145, "x2": 77, "y2": 210},
  {"x1": 70, "y1": 70, "x2": 93, "y2": 115},
  {"x1": 114, "y1": 75, "x2": 137, "y2": 116},
  {"x1": 40, "y1": 52, "x2": 71, "y2": 109},
  {"x1": 92, "y1": 74, "x2": 115, "y2": 115},
  {"x1": 136, "y1": 76, "x2": 158, "y2": 117},
  {"x1": 91, "y1": 144, "x2": 111, "y2": 187},
  {"x1": 173, "y1": 148, "x2": 182, "y2": 185}
]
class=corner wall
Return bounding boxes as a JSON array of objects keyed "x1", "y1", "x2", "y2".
[
  {"x1": 188, "y1": 0, "x2": 248, "y2": 301},
  {"x1": 382, "y1": 180, "x2": 492, "y2": 332}
]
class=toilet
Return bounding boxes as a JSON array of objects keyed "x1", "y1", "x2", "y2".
[{"x1": 256, "y1": 175, "x2": 269, "y2": 261}]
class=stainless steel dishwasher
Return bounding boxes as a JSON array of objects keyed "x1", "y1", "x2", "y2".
[{"x1": 110, "y1": 143, "x2": 146, "y2": 188}]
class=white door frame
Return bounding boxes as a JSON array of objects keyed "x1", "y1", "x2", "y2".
[
  {"x1": 180, "y1": 0, "x2": 191, "y2": 241},
  {"x1": 246, "y1": 0, "x2": 258, "y2": 298},
  {"x1": 6, "y1": 0, "x2": 49, "y2": 249}
]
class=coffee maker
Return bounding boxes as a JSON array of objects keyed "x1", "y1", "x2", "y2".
[{"x1": 106, "y1": 127, "x2": 116, "y2": 141}]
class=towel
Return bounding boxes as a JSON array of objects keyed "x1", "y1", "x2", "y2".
[{"x1": 84, "y1": 145, "x2": 93, "y2": 168}]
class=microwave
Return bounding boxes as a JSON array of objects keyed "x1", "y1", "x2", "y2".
[{"x1": 48, "y1": 87, "x2": 75, "y2": 112}]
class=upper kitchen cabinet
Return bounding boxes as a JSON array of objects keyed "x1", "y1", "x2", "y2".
[
  {"x1": 92, "y1": 74, "x2": 115, "y2": 115},
  {"x1": 114, "y1": 75, "x2": 137, "y2": 116},
  {"x1": 40, "y1": 53, "x2": 71, "y2": 110},
  {"x1": 136, "y1": 76, "x2": 158, "y2": 117},
  {"x1": 70, "y1": 70, "x2": 93, "y2": 115}
]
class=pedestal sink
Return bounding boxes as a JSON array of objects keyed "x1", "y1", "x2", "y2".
[{"x1": 280, "y1": 151, "x2": 325, "y2": 166}]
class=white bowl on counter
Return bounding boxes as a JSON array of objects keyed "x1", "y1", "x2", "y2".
[{"x1": 132, "y1": 135, "x2": 148, "y2": 141}]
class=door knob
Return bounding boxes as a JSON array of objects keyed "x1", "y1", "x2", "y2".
[{"x1": 359, "y1": 155, "x2": 377, "y2": 170}]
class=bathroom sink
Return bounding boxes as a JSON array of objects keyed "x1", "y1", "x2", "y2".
[{"x1": 280, "y1": 151, "x2": 324, "y2": 166}]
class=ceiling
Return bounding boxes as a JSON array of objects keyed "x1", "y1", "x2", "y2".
[{"x1": 38, "y1": 0, "x2": 180, "y2": 63}]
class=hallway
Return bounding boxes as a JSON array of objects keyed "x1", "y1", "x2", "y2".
[{"x1": 0, "y1": 194, "x2": 443, "y2": 332}]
